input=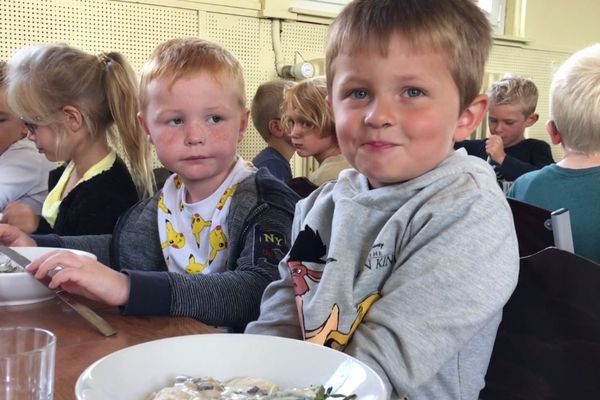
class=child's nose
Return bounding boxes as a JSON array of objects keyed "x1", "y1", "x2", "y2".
[
  {"x1": 185, "y1": 125, "x2": 205, "y2": 145},
  {"x1": 365, "y1": 97, "x2": 394, "y2": 128},
  {"x1": 289, "y1": 125, "x2": 303, "y2": 138}
]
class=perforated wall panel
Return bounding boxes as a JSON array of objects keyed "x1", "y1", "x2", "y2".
[
  {"x1": 0, "y1": 0, "x2": 198, "y2": 70},
  {"x1": 281, "y1": 18, "x2": 329, "y2": 62},
  {"x1": 205, "y1": 13, "x2": 266, "y2": 163}
]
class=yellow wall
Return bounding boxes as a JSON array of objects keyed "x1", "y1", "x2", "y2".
[
  {"x1": 523, "y1": 0, "x2": 600, "y2": 52},
  {"x1": 496, "y1": 0, "x2": 600, "y2": 161}
]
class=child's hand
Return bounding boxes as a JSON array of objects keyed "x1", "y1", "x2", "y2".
[
  {"x1": 485, "y1": 135, "x2": 506, "y2": 165},
  {"x1": 2, "y1": 202, "x2": 40, "y2": 233},
  {"x1": 26, "y1": 250, "x2": 131, "y2": 307},
  {"x1": 0, "y1": 224, "x2": 36, "y2": 246}
]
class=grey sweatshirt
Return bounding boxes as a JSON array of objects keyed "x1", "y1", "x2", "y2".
[{"x1": 246, "y1": 150, "x2": 519, "y2": 399}]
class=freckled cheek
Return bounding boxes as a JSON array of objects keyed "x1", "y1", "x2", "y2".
[{"x1": 154, "y1": 137, "x2": 179, "y2": 156}]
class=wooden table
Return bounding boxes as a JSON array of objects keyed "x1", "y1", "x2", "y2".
[{"x1": 0, "y1": 297, "x2": 219, "y2": 400}]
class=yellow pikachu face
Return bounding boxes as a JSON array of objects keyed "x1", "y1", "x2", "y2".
[
  {"x1": 158, "y1": 192, "x2": 171, "y2": 215},
  {"x1": 185, "y1": 254, "x2": 207, "y2": 275},
  {"x1": 217, "y1": 184, "x2": 237, "y2": 210},
  {"x1": 191, "y1": 213, "x2": 211, "y2": 246},
  {"x1": 161, "y1": 220, "x2": 186, "y2": 249},
  {"x1": 209, "y1": 225, "x2": 228, "y2": 262}
]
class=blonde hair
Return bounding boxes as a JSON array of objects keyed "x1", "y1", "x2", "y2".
[
  {"x1": 550, "y1": 44, "x2": 600, "y2": 154},
  {"x1": 487, "y1": 74, "x2": 538, "y2": 115},
  {"x1": 326, "y1": 0, "x2": 491, "y2": 112},
  {"x1": 5, "y1": 44, "x2": 153, "y2": 198},
  {"x1": 0, "y1": 61, "x2": 6, "y2": 87},
  {"x1": 251, "y1": 79, "x2": 292, "y2": 141},
  {"x1": 281, "y1": 76, "x2": 335, "y2": 139},
  {"x1": 139, "y1": 38, "x2": 245, "y2": 112}
]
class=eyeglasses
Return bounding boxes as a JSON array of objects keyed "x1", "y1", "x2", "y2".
[{"x1": 20, "y1": 117, "x2": 39, "y2": 136}]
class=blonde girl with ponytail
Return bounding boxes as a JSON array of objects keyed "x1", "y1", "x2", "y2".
[{"x1": 3, "y1": 43, "x2": 153, "y2": 235}]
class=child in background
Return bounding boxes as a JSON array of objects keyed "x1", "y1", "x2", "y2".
[
  {"x1": 282, "y1": 76, "x2": 351, "y2": 186},
  {"x1": 455, "y1": 74, "x2": 554, "y2": 183},
  {"x1": 0, "y1": 61, "x2": 55, "y2": 216},
  {"x1": 2, "y1": 43, "x2": 152, "y2": 235},
  {"x1": 0, "y1": 38, "x2": 299, "y2": 332},
  {"x1": 508, "y1": 44, "x2": 600, "y2": 264},
  {"x1": 246, "y1": 0, "x2": 519, "y2": 398},
  {"x1": 251, "y1": 79, "x2": 295, "y2": 182}
]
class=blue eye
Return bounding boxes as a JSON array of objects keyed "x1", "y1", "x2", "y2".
[
  {"x1": 404, "y1": 88, "x2": 424, "y2": 98},
  {"x1": 168, "y1": 118, "x2": 184, "y2": 126},
  {"x1": 350, "y1": 89, "x2": 368, "y2": 100},
  {"x1": 208, "y1": 115, "x2": 222, "y2": 124}
]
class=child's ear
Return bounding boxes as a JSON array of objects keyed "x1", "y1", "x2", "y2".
[
  {"x1": 62, "y1": 105, "x2": 84, "y2": 132},
  {"x1": 546, "y1": 119, "x2": 563, "y2": 145},
  {"x1": 269, "y1": 119, "x2": 285, "y2": 137},
  {"x1": 453, "y1": 94, "x2": 489, "y2": 141},
  {"x1": 19, "y1": 122, "x2": 29, "y2": 137},
  {"x1": 137, "y1": 112, "x2": 153, "y2": 144},
  {"x1": 525, "y1": 112, "x2": 539, "y2": 127},
  {"x1": 237, "y1": 108, "x2": 249, "y2": 143}
]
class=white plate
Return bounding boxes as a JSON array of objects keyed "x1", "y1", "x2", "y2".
[
  {"x1": 76, "y1": 333, "x2": 388, "y2": 400},
  {"x1": 0, "y1": 247, "x2": 96, "y2": 306}
]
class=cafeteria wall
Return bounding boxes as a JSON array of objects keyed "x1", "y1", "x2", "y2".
[
  {"x1": 0, "y1": 0, "x2": 598, "y2": 167},
  {"x1": 483, "y1": 0, "x2": 600, "y2": 162}
]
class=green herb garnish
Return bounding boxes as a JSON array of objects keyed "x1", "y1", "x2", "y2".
[{"x1": 314, "y1": 386, "x2": 357, "y2": 400}]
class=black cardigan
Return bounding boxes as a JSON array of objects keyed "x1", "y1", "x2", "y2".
[{"x1": 35, "y1": 157, "x2": 139, "y2": 235}]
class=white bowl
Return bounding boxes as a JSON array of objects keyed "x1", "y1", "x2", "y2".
[
  {"x1": 76, "y1": 333, "x2": 388, "y2": 400},
  {"x1": 0, "y1": 247, "x2": 96, "y2": 306}
]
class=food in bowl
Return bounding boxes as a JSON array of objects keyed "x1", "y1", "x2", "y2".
[
  {"x1": 75, "y1": 334, "x2": 387, "y2": 400},
  {"x1": 147, "y1": 375, "x2": 357, "y2": 400},
  {"x1": 0, "y1": 257, "x2": 24, "y2": 273},
  {"x1": 0, "y1": 247, "x2": 97, "y2": 306}
]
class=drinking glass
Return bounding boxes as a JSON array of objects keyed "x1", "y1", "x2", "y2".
[{"x1": 0, "y1": 327, "x2": 56, "y2": 400}]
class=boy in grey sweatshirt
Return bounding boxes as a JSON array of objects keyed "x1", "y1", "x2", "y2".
[{"x1": 245, "y1": 0, "x2": 519, "y2": 399}]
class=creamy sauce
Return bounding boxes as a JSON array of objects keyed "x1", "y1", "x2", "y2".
[{"x1": 147, "y1": 376, "x2": 322, "y2": 400}]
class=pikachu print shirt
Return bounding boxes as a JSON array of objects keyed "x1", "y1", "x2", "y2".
[{"x1": 158, "y1": 157, "x2": 256, "y2": 275}]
